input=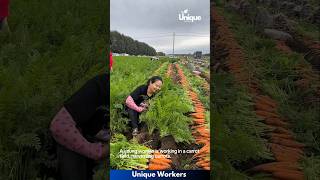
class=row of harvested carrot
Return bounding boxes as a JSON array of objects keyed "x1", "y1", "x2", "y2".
[
  {"x1": 253, "y1": 95, "x2": 305, "y2": 180},
  {"x1": 213, "y1": 6, "x2": 305, "y2": 180},
  {"x1": 212, "y1": 8, "x2": 260, "y2": 95},
  {"x1": 175, "y1": 64, "x2": 210, "y2": 170},
  {"x1": 148, "y1": 152, "x2": 172, "y2": 170}
]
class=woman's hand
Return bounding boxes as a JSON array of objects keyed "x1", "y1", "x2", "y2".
[
  {"x1": 140, "y1": 102, "x2": 149, "y2": 108},
  {"x1": 137, "y1": 106, "x2": 146, "y2": 113}
]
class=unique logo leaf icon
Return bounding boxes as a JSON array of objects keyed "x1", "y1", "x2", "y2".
[{"x1": 184, "y1": 9, "x2": 188, "y2": 13}]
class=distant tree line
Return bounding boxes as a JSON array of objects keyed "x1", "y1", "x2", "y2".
[
  {"x1": 110, "y1": 31, "x2": 156, "y2": 56},
  {"x1": 157, "y1": 52, "x2": 166, "y2": 56}
]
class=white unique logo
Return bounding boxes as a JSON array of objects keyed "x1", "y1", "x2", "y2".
[{"x1": 178, "y1": 9, "x2": 201, "y2": 22}]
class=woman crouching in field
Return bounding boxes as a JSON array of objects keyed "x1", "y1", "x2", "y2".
[
  {"x1": 125, "y1": 76, "x2": 163, "y2": 136},
  {"x1": 50, "y1": 74, "x2": 109, "y2": 180}
]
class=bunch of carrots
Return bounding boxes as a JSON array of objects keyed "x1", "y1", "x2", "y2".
[
  {"x1": 148, "y1": 151, "x2": 172, "y2": 170},
  {"x1": 213, "y1": 7, "x2": 260, "y2": 95},
  {"x1": 175, "y1": 64, "x2": 210, "y2": 170},
  {"x1": 175, "y1": 64, "x2": 189, "y2": 89},
  {"x1": 252, "y1": 94, "x2": 305, "y2": 180},
  {"x1": 213, "y1": 7, "x2": 305, "y2": 179},
  {"x1": 189, "y1": 90, "x2": 210, "y2": 170}
]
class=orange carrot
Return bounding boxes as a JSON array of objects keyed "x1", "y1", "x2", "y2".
[
  {"x1": 271, "y1": 137, "x2": 305, "y2": 148},
  {"x1": 150, "y1": 158, "x2": 172, "y2": 164},
  {"x1": 150, "y1": 161, "x2": 171, "y2": 167},
  {"x1": 250, "y1": 162, "x2": 301, "y2": 172},
  {"x1": 272, "y1": 170, "x2": 304, "y2": 180},
  {"x1": 148, "y1": 164, "x2": 171, "y2": 170}
]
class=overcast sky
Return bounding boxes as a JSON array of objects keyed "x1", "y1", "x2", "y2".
[{"x1": 111, "y1": 0, "x2": 210, "y2": 54}]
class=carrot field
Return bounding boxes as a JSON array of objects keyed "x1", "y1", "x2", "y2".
[
  {"x1": 212, "y1": 1, "x2": 320, "y2": 179},
  {"x1": 110, "y1": 56, "x2": 210, "y2": 170}
]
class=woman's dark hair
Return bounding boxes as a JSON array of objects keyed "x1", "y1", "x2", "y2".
[{"x1": 147, "y1": 76, "x2": 163, "y2": 85}]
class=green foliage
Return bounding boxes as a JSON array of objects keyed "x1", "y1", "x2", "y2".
[
  {"x1": 93, "y1": 161, "x2": 108, "y2": 180},
  {"x1": 110, "y1": 56, "x2": 164, "y2": 133},
  {"x1": 13, "y1": 133, "x2": 41, "y2": 151},
  {"x1": 140, "y1": 77, "x2": 194, "y2": 143},
  {"x1": 301, "y1": 155, "x2": 320, "y2": 180},
  {"x1": 0, "y1": 0, "x2": 108, "y2": 179},
  {"x1": 278, "y1": 100, "x2": 320, "y2": 154},
  {"x1": 169, "y1": 57, "x2": 179, "y2": 63},
  {"x1": 110, "y1": 134, "x2": 150, "y2": 170}
]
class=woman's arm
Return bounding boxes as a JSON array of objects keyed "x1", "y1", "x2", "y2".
[
  {"x1": 50, "y1": 107, "x2": 103, "y2": 160},
  {"x1": 125, "y1": 96, "x2": 144, "y2": 112}
]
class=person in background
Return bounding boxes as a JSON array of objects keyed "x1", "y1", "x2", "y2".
[
  {"x1": 125, "y1": 76, "x2": 163, "y2": 136},
  {"x1": 109, "y1": 51, "x2": 113, "y2": 71},
  {"x1": 0, "y1": 0, "x2": 10, "y2": 33},
  {"x1": 50, "y1": 73, "x2": 109, "y2": 180}
]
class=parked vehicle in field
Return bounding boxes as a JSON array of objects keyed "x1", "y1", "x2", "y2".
[
  {"x1": 193, "y1": 51, "x2": 202, "y2": 59},
  {"x1": 150, "y1": 56, "x2": 159, "y2": 61}
]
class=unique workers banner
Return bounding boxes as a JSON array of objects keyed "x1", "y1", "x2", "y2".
[
  {"x1": 110, "y1": 0, "x2": 210, "y2": 178},
  {"x1": 111, "y1": 170, "x2": 210, "y2": 179}
]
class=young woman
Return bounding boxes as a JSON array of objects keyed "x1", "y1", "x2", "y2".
[
  {"x1": 50, "y1": 73, "x2": 109, "y2": 180},
  {"x1": 125, "y1": 76, "x2": 163, "y2": 135}
]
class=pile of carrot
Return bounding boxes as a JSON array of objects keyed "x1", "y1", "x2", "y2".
[
  {"x1": 148, "y1": 151, "x2": 172, "y2": 170},
  {"x1": 193, "y1": 143, "x2": 210, "y2": 170},
  {"x1": 213, "y1": 6, "x2": 306, "y2": 179},
  {"x1": 213, "y1": 7, "x2": 261, "y2": 95},
  {"x1": 189, "y1": 89, "x2": 210, "y2": 170},
  {"x1": 253, "y1": 93, "x2": 306, "y2": 175},
  {"x1": 175, "y1": 64, "x2": 189, "y2": 89},
  {"x1": 175, "y1": 64, "x2": 210, "y2": 170}
]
